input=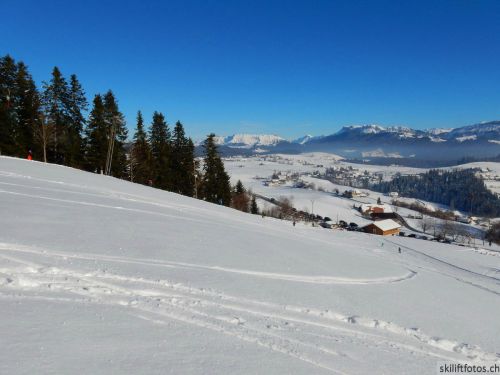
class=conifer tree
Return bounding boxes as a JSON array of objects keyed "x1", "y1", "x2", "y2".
[
  {"x1": 149, "y1": 111, "x2": 172, "y2": 189},
  {"x1": 65, "y1": 74, "x2": 87, "y2": 167},
  {"x1": 201, "y1": 133, "x2": 231, "y2": 206},
  {"x1": 84, "y1": 94, "x2": 107, "y2": 173},
  {"x1": 231, "y1": 179, "x2": 249, "y2": 212},
  {"x1": 0, "y1": 55, "x2": 18, "y2": 156},
  {"x1": 235, "y1": 180, "x2": 245, "y2": 194},
  {"x1": 14, "y1": 61, "x2": 40, "y2": 158},
  {"x1": 42, "y1": 67, "x2": 70, "y2": 164},
  {"x1": 250, "y1": 195, "x2": 259, "y2": 214},
  {"x1": 130, "y1": 110, "x2": 151, "y2": 184},
  {"x1": 185, "y1": 138, "x2": 196, "y2": 195},
  {"x1": 171, "y1": 121, "x2": 195, "y2": 196}
]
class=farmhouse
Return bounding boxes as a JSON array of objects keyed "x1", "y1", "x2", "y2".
[
  {"x1": 360, "y1": 204, "x2": 392, "y2": 215},
  {"x1": 362, "y1": 219, "x2": 401, "y2": 236}
]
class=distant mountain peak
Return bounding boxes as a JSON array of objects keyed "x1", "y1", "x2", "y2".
[
  {"x1": 337, "y1": 124, "x2": 386, "y2": 135},
  {"x1": 292, "y1": 134, "x2": 324, "y2": 144},
  {"x1": 212, "y1": 134, "x2": 285, "y2": 148}
]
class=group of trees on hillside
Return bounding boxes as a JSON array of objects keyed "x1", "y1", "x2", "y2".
[
  {"x1": 0, "y1": 54, "x2": 247, "y2": 208},
  {"x1": 486, "y1": 222, "x2": 500, "y2": 245},
  {"x1": 373, "y1": 169, "x2": 500, "y2": 217}
]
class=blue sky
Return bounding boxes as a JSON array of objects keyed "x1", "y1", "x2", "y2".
[{"x1": 2, "y1": 0, "x2": 500, "y2": 140}]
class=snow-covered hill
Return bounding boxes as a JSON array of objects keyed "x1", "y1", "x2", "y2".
[{"x1": 1, "y1": 156, "x2": 500, "y2": 374}]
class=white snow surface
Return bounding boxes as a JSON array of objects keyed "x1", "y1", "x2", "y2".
[{"x1": 1, "y1": 156, "x2": 500, "y2": 374}]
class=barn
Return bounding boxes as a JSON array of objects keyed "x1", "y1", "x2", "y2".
[{"x1": 362, "y1": 219, "x2": 401, "y2": 236}]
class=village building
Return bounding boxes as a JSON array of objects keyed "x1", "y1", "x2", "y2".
[
  {"x1": 359, "y1": 203, "x2": 393, "y2": 215},
  {"x1": 362, "y1": 219, "x2": 401, "y2": 236},
  {"x1": 343, "y1": 189, "x2": 368, "y2": 198}
]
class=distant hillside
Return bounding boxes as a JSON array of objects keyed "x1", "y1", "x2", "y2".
[{"x1": 372, "y1": 168, "x2": 500, "y2": 217}]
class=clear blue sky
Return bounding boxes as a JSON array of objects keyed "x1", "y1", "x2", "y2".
[{"x1": 2, "y1": 0, "x2": 500, "y2": 140}]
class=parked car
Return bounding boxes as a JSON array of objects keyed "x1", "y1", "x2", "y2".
[
  {"x1": 399, "y1": 232, "x2": 406, "y2": 237},
  {"x1": 417, "y1": 235, "x2": 428, "y2": 240},
  {"x1": 349, "y1": 222, "x2": 358, "y2": 228},
  {"x1": 339, "y1": 220, "x2": 348, "y2": 228},
  {"x1": 320, "y1": 221, "x2": 334, "y2": 229},
  {"x1": 408, "y1": 233, "x2": 417, "y2": 238}
]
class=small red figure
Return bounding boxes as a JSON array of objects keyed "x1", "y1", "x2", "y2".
[{"x1": 27, "y1": 150, "x2": 33, "y2": 161}]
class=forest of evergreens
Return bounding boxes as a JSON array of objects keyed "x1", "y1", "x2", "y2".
[
  {"x1": 0, "y1": 54, "x2": 250, "y2": 210},
  {"x1": 373, "y1": 168, "x2": 500, "y2": 217}
]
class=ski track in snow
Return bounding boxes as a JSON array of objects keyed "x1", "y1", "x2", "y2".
[
  {"x1": 0, "y1": 243, "x2": 417, "y2": 285},
  {"x1": 0, "y1": 243, "x2": 417, "y2": 286},
  {"x1": 0, "y1": 244, "x2": 498, "y2": 373},
  {"x1": 383, "y1": 238, "x2": 500, "y2": 297}
]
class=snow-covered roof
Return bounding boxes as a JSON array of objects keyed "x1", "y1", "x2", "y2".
[
  {"x1": 366, "y1": 219, "x2": 401, "y2": 231},
  {"x1": 360, "y1": 204, "x2": 393, "y2": 213}
]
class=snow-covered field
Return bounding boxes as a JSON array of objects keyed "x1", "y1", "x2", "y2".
[
  {"x1": 225, "y1": 155, "x2": 497, "y2": 237},
  {"x1": 1, "y1": 156, "x2": 500, "y2": 374}
]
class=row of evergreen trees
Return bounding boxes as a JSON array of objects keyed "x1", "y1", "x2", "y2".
[
  {"x1": 372, "y1": 169, "x2": 500, "y2": 217},
  {"x1": 0, "y1": 54, "x2": 235, "y2": 206},
  {"x1": 0, "y1": 56, "x2": 88, "y2": 165}
]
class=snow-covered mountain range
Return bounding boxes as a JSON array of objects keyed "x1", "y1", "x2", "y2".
[
  {"x1": 201, "y1": 121, "x2": 500, "y2": 161},
  {"x1": 212, "y1": 134, "x2": 286, "y2": 149}
]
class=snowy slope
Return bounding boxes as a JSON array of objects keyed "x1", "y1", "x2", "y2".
[{"x1": 1, "y1": 156, "x2": 500, "y2": 374}]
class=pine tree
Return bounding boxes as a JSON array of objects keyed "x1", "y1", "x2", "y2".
[
  {"x1": 149, "y1": 111, "x2": 172, "y2": 189},
  {"x1": 231, "y1": 180, "x2": 249, "y2": 212},
  {"x1": 84, "y1": 94, "x2": 107, "y2": 173},
  {"x1": 235, "y1": 180, "x2": 245, "y2": 194},
  {"x1": 184, "y1": 138, "x2": 196, "y2": 196},
  {"x1": 65, "y1": 74, "x2": 87, "y2": 167},
  {"x1": 0, "y1": 55, "x2": 18, "y2": 156},
  {"x1": 42, "y1": 67, "x2": 70, "y2": 164},
  {"x1": 103, "y1": 90, "x2": 127, "y2": 177},
  {"x1": 171, "y1": 121, "x2": 195, "y2": 196},
  {"x1": 130, "y1": 110, "x2": 151, "y2": 184},
  {"x1": 14, "y1": 61, "x2": 40, "y2": 158},
  {"x1": 201, "y1": 133, "x2": 231, "y2": 206},
  {"x1": 250, "y1": 195, "x2": 259, "y2": 214}
]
